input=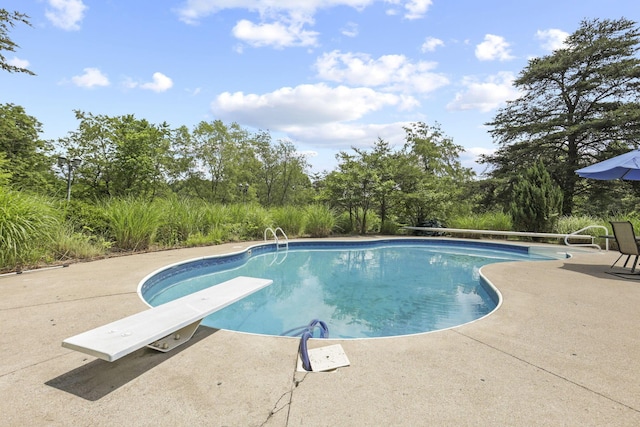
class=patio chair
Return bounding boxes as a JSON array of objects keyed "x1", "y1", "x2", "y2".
[{"x1": 610, "y1": 221, "x2": 640, "y2": 273}]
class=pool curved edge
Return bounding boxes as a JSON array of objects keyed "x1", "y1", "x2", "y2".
[{"x1": 136, "y1": 237, "x2": 564, "y2": 339}]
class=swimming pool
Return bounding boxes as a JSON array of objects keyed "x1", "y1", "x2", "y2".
[{"x1": 139, "y1": 239, "x2": 562, "y2": 339}]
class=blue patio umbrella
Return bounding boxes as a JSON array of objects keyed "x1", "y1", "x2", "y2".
[{"x1": 576, "y1": 149, "x2": 640, "y2": 180}]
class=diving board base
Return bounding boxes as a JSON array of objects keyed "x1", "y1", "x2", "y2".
[{"x1": 147, "y1": 320, "x2": 202, "y2": 352}]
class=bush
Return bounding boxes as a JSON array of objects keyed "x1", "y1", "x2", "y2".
[
  {"x1": 304, "y1": 205, "x2": 335, "y2": 237},
  {"x1": 154, "y1": 196, "x2": 208, "y2": 246},
  {"x1": 449, "y1": 211, "x2": 512, "y2": 231},
  {"x1": 271, "y1": 206, "x2": 305, "y2": 237},
  {"x1": 62, "y1": 199, "x2": 111, "y2": 237},
  {"x1": 509, "y1": 160, "x2": 563, "y2": 233},
  {"x1": 49, "y1": 225, "x2": 110, "y2": 261},
  {"x1": 185, "y1": 228, "x2": 226, "y2": 247},
  {"x1": 224, "y1": 204, "x2": 272, "y2": 240},
  {"x1": 0, "y1": 189, "x2": 61, "y2": 270},
  {"x1": 380, "y1": 219, "x2": 399, "y2": 235},
  {"x1": 103, "y1": 197, "x2": 160, "y2": 251},
  {"x1": 555, "y1": 215, "x2": 607, "y2": 236}
]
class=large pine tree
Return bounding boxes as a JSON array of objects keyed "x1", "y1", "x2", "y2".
[{"x1": 483, "y1": 18, "x2": 640, "y2": 215}]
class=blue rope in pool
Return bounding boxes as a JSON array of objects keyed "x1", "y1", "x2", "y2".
[{"x1": 281, "y1": 319, "x2": 329, "y2": 371}]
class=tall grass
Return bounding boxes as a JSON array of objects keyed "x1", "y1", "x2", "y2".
[
  {"x1": 154, "y1": 196, "x2": 209, "y2": 246},
  {"x1": 449, "y1": 211, "x2": 512, "y2": 232},
  {"x1": 49, "y1": 225, "x2": 109, "y2": 260},
  {"x1": 8, "y1": 190, "x2": 634, "y2": 274},
  {"x1": 0, "y1": 189, "x2": 61, "y2": 270},
  {"x1": 271, "y1": 206, "x2": 305, "y2": 237},
  {"x1": 555, "y1": 215, "x2": 608, "y2": 236},
  {"x1": 304, "y1": 204, "x2": 335, "y2": 237},
  {"x1": 103, "y1": 197, "x2": 160, "y2": 251},
  {"x1": 224, "y1": 203, "x2": 272, "y2": 241}
]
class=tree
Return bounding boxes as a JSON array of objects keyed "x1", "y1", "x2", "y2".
[
  {"x1": 1, "y1": 9, "x2": 35, "y2": 75},
  {"x1": 510, "y1": 160, "x2": 563, "y2": 233},
  {"x1": 483, "y1": 18, "x2": 640, "y2": 215},
  {"x1": 321, "y1": 122, "x2": 473, "y2": 234},
  {"x1": 61, "y1": 111, "x2": 171, "y2": 199},
  {"x1": 0, "y1": 103, "x2": 55, "y2": 192},
  {"x1": 190, "y1": 119, "x2": 235, "y2": 201},
  {"x1": 253, "y1": 135, "x2": 310, "y2": 207},
  {"x1": 327, "y1": 149, "x2": 379, "y2": 234},
  {"x1": 400, "y1": 122, "x2": 474, "y2": 225}
]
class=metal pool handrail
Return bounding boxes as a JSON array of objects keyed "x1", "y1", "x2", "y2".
[
  {"x1": 264, "y1": 227, "x2": 289, "y2": 249},
  {"x1": 563, "y1": 225, "x2": 609, "y2": 251}
]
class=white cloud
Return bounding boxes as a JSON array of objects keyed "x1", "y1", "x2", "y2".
[
  {"x1": 286, "y1": 121, "x2": 411, "y2": 149},
  {"x1": 45, "y1": 0, "x2": 87, "y2": 31},
  {"x1": 140, "y1": 73, "x2": 174, "y2": 92},
  {"x1": 8, "y1": 57, "x2": 30, "y2": 69},
  {"x1": 71, "y1": 67, "x2": 109, "y2": 88},
  {"x1": 341, "y1": 22, "x2": 359, "y2": 37},
  {"x1": 446, "y1": 72, "x2": 520, "y2": 112},
  {"x1": 403, "y1": 0, "x2": 432, "y2": 20},
  {"x1": 475, "y1": 34, "x2": 514, "y2": 61},
  {"x1": 175, "y1": 1, "x2": 429, "y2": 49},
  {"x1": 421, "y1": 36, "x2": 444, "y2": 52},
  {"x1": 232, "y1": 19, "x2": 319, "y2": 48},
  {"x1": 212, "y1": 83, "x2": 416, "y2": 129},
  {"x1": 315, "y1": 50, "x2": 449, "y2": 94},
  {"x1": 297, "y1": 149, "x2": 318, "y2": 159},
  {"x1": 536, "y1": 28, "x2": 569, "y2": 52},
  {"x1": 460, "y1": 146, "x2": 495, "y2": 175},
  {"x1": 175, "y1": 0, "x2": 375, "y2": 25},
  {"x1": 124, "y1": 72, "x2": 174, "y2": 92}
]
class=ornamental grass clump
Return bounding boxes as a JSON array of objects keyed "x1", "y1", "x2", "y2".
[
  {"x1": 271, "y1": 205, "x2": 305, "y2": 237},
  {"x1": 154, "y1": 196, "x2": 209, "y2": 246},
  {"x1": 104, "y1": 197, "x2": 160, "y2": 251},
  {"x1": 0, "y1": 189, "x2": 60, "y2": 270},
  {"x1": 304, "y1": 204, "x2": 335, "y2": 237}
]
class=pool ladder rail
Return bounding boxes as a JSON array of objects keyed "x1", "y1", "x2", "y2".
[{"x1": 264, "y1": 227, "x2": 289, "y2": 265}]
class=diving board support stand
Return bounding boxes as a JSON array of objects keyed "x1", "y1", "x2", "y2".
[
  {"x1": 62, "y1": 276, "x2": 273, "y2": 362},
  {"x1": 147, "y1": 321, "x2": 202, "y2": 353}
]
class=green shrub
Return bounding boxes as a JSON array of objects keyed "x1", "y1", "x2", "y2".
[
  {"x1": 103, "y1": 197, "x2": 160, "y2": 251},
  {"x1": 0, "y1": 189, "x2": 61, "y2": 270},
  {"x1": 154, "y1": 196, "x2": 209, "y2": 246},
  {"x1": 62, "y1": 199, "x2": 111, "y2": 237},
  {"x1": 49, "y1": 225, "x2": 110, "y2": 260},
  {"x1": 333, "y1": 208, "x2": 379, "y2": 235},
  {"x1": 304, "y1": 204, "x2": 335, "y2": 237},
  {"x1": 224, "y1": 204, "x2": 272, "y2": 240},
  {"x1": 203, "y1": 203, "x2": 231, "y2": 231},
  {"x1": 185, "y1": 228, "x2": 226, "y2": 247},
  {"x1": 449, "y1": 211, "x2": 512, "y2": 231},
  {"x1": 380, "y1": 219, "x2": 399, "y2": 235},
  {"x1": 555, "y1": 215, "x2": 607, "y2": 236},
  {"x1": 334, "y1": 211, "x2": 353, "y2": 234},
  {"x1": 509, "y1": 160, "x2": 563, "y2": 233},
  {"x1": 271, "y1": 206, "x2": 305, "y2": 237}
]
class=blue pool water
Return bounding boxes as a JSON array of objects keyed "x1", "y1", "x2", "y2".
[{"x1": 140, "y1": 239, "x2": 557, "y2": 339}]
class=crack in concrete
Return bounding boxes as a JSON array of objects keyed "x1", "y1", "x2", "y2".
[
  {"x1": 455, "y1": 329, "x2": 640, "y2": 414},
  {"x1": 261, "y1": 355, "x2": 309, "y2": 426}
]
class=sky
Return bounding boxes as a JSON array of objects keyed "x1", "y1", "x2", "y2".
[{"x1": 1, "y1": 0, "x2": 638, "y2": 176}]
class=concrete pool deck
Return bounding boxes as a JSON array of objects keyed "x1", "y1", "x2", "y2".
[{"x1": 1, "y1": 238, "x2": 639, "y2": 426}]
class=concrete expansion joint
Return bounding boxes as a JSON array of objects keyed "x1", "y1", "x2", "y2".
[
  {"x1": 454, "y1": 330, "x2": 640, "y2": 414},
  {"x1": 2, "y1": 291, "x2": 139, "y2": 312}
]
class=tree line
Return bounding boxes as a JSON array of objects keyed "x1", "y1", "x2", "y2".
[{"x1": 3, "y1": 12, "x2": 640, "y2": 236}]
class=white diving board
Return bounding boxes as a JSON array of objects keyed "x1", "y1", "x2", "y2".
[{"x1": 62, "y1": 276, "x2": 273, "y2": 362}]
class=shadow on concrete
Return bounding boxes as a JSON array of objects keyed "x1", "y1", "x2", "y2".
[
  {"x1": 559, "y1": 262, "x2": 640, "y2": 281},
  {"x1": 45, "y1": 327, "x2": 218, "y2": 401}
]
